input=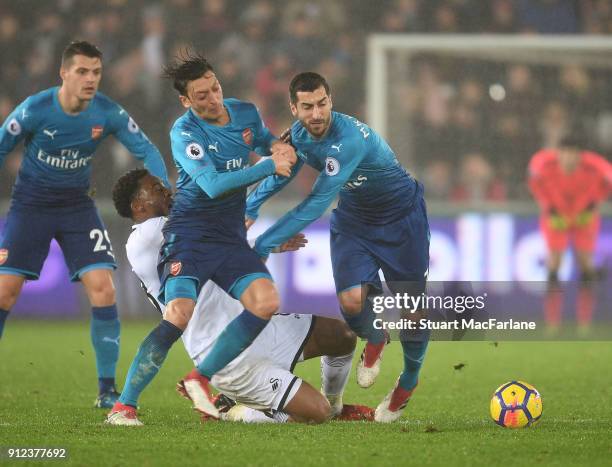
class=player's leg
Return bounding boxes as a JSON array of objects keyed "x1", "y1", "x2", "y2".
[
  {"x1": 330, "y1": 228, "x2": 387, "y2": 388},
  {"x1": 79, "y1": 269, "x2": 121, "y2": 407},
  {"x1": 0, "y1": 275, "x2": 25, "y2": 338},
  {"x1": 56, "y1": 207, "x2": 121, "y2": 407},
  {"x1": 107, "y1": 282, "x2": 194, "y2": 426},
  {"x1": 540, "y1": 215, "x2": 568, "y2": 329},
  {"x1": 301, "y1": 316, "x2": 356, "y2": 416},
  {"x1": 0, "y1": 206, "x2": 53, "y2": 338},
  {"x1": 573, "y1": 215, "x2": 601, "y2": 332},
  {"x1": 282, "y1": 381, "x2": 332, "y2": 424},
  {"x1": 374, "y1": 196, "x2": 430, "y2": 422},
  {"x1": 195, "y1": 276, "x2": 279, "y2": 380}
]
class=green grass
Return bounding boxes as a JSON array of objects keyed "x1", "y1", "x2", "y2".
[{"x1": 1, "y1": 321, "x2": 611, "y2": 467}]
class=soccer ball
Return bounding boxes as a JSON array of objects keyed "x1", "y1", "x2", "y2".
[{"x1": 490, "y1": 381, "x2": 542, "y2": 428}]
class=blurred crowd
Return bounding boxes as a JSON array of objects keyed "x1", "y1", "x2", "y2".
[{"x1": 1, "y1": 0, "x2": 612, "y2": 202}]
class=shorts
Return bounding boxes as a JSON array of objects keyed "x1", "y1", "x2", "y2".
[
  {"x1": 330, "y1": 195, "x2": 430, "y2": 294},
  {"x1": 157, "y1": 234, "x2": 271, "y2": 304},
  {"x1": 0, "y1": 203, "x2": 116, "y2": 281},
  {"x1": 540, "y1": 214, "x2": 600, "y2": 253},
  {"x1": 194, "y1": 314, "x2": 315, "y2": 412}
]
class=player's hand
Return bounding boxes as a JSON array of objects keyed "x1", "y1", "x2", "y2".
[
  {"x1": 271, "y1": 144, "x2": 297, "y2": 177},
  {"x1": 272, "y1": 233, "x2": 308, "y2": 253},
  {"x1": 245, "y1": 217, "x2": 255, "y2": 230},
  {"x1": 549, "y1": 214, "x2": 570, "y2": 230},
  {"x1": 575, "y1": 209, "x2": 595, "y2": 227}
]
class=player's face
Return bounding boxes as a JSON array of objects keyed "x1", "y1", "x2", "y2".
[
  {"x1": 180, "y1": 71, "x2": 226, "y2": 123},
  {"x1": 290, "y1": 86, "x2": 333, "y2": 138},
  {"x1": 135, "y1": 175, "x2": 173, "y2": 218},
  {"x1": 60, "y1": 55, "x2": 102, "y2": 102}
]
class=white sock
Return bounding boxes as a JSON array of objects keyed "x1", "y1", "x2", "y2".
[
  {"x1": 321, "y1": 351, "x2": 354, "y2": 406},
  {"x1": 241, "y1": 407, "x2": 288, "y2": 424}
]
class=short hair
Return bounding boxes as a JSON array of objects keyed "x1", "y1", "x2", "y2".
[
  {"x1": 112, "y1": 169, "x2": 150, "y2": 219},
  {"x1": 559, "y1": 132, "x2": 586, "y2": 150},
  {"x1": 289, "y1": 72, "x2": 330, "y2": 104},
  {"x1": 61, "y1": 40, "x2": 103, "y2": 68},
  {"x1": 162, "y1": 50, "x2": 214, "y2": 96}
]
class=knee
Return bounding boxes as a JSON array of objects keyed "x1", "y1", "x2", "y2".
[
  {"x1": 0, "y1": 287, "x2": 19, "y2": 310},
  {"x1": 248, "y1": 290, "x2": 279, "y2": 319},
  {"x1": 336, "y1": 323, "x2": 357, "y2": 354},
  {"x1": 164, "y1": 300, "x2": 194, "y2": 330},
  {"x1": 309, "y1": 397, "x2": 332, "y2": 424},
  {"x1": 339, "y1": 291, "x2": 362, "y2": 316},
  {"x1": 88, "y1": 282, "x2": 116, "y2": 306}
]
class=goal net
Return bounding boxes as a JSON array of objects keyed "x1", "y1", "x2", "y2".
[{"x1": 366, "y1": 35, "x2": 612, "y2": 200}]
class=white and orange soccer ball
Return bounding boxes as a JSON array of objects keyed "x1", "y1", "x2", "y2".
[{"x1": 490, "y1": 381, "x2": 543, "y2": 428}]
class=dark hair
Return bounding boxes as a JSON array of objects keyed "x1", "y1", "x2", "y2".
[
  {"x1": 559, "y1": 132, "x2": 586, "y2": 150},
  {"x1": 61, "y1": 40, "x2": 103, "y2": 67},
  {"x1": 112, "y1": 169, "x2": 150, "y2": 219},
  {"x1": 289, "y1": 72, "x2": 330, "y2": 104},
  {"x1": 162, "y1": 50, "x2": 214, "y2": 96}
]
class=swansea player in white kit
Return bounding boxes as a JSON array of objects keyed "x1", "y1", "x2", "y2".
[{"x1": 107, "y1": 169, "x2": 373, "y2": 425}]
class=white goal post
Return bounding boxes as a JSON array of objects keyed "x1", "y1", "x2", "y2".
[{"x1": 366, "y1": 35, "x2": 612, "y2": 140}]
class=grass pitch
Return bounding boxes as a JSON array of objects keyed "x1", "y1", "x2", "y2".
[{"x1": 1, "y1": 320, "x2": 611, "y2": 466}]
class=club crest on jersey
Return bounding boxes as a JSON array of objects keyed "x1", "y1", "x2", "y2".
[
  {"x1": 7, "y1": 118, "x2": 21, "y2": 136},
  {"x1": 170, "y1": 261, "x2": 182, "y2": 276},
  {"x1": 0, "y1": 249, "x2": 8, "y2": 265},
  {"x1": 325, "y1": 157, "x2": 340, "y2": 176},
  {"x1": 91, "y1": 125, "x2": 104, "y2": 139},
  {"x1": 186, "y1": 142, "x2": 204, "y2": 160},
  {"x1": 242, "y1": 128, "x2": 253, "y2": 146}
]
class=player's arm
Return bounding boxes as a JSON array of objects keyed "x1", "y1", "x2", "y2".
[
  {"x1": 571, "y1": 153, "x2": 612, "y2": 222},
  {"x1": 527, "y1": 153, "x2": 569, "y2": 214},
  {"x1": 246, "y1": 158, "x2": 305, "y2": 222},
  {"x1": 254, "y1": 140, "x2": 364, "y2": 258},
  {"x1": 110, "y1": 107, "x2": 170, "y2": 187},
  {"x1": 0, "y1": 98, "x2": 34, "y2": 168},
  {"x1": 172, "y1": 129, "x2": 277, "y2": 199}
]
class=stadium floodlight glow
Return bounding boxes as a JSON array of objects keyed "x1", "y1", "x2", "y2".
[{"x1": 366, "y1": 35, "x2": 612, "y2": 139}]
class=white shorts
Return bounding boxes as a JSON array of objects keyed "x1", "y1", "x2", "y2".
[{"x1": 193, "y1": 314, "x2": 315, "y2": 411}]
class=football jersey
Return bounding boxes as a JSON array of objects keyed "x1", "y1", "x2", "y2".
[
  {"x1": 164, "y1": 98, "x2": 276, "y2": 241},
  {"x1": 528, "y1": 149, "x2": 612, "y2": 217},
  {"x1": 0, "y1": 87, "x2": 169, "y2": 207},
  {"x1": 126, "y1": 216, "x2": 245, "y2": 361},
  {"x1": 247, "y1": 111, "x2": 420, "y2": 257}
]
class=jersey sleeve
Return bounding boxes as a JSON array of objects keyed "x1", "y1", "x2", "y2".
[
  {"x1": 108, "y1": 105, "x2": 170, "y2": 186},
  {"x1": 254, "y1": 136, "x2": 366, "y2": 258},
  {"x1": 571, "y1": 152, "x2": 612, "y2": 214},
  {"x1": 0, "y1": 97, "x2": 36, "y2": 169},
  {"x1": 171, "y1": 127, "x2": 276, "y2": 199},
  {"x1": 527, "y1": 150, "x2": 568, "y2": 213},
  {"x1": 252, "y1": 106, "x2": 276, "y2": 156},
  {"x1": 246, "y1": 158, "x2": 305, "y2": 220}
]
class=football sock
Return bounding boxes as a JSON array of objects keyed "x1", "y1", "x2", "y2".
[
  {"x1": 340, "y1": 294, "x2": 386, "y2": 344},
  {"x1": 321, "y1": 351, "x2": 354, "y2": 399},
  {"x1": 241, "y1": 407, "x2": 287, "y2": 424},
  {"x1": 197, "y1": 309, "x2": 268, "y2": 379},
  {"x1": 398, "y1": 339, "x2": 429, "y2": 391},
  {"x1": 118, "y1": 319, "x2": 182, "y2": 407},
  {"x1": 0, "y1": 308, "x2": 9, "y2": 339},
  {"x1": 90, "y1": 305, "x2": 120, "y2": 393}
]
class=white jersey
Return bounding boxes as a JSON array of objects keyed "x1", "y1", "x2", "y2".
[
  {"x1": 125, "y1": 217, "x2": 313, "y2": 402},
  {"x1": 126, "y1": 217, "x2": 246, "y2": 362}
]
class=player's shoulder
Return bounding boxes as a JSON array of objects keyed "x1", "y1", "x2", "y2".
[
  {"x1": 92, "y1": 91, "x2": 121, "y2": 112},
  {"x1": 225, "y1": 98, "x2": 260, "y2": 123},
  {"x1": 581, "y1": 151, "x2": 610, "y2": 169},
  {"x1": 171, "y1": 110, "x2": 198, "y2": 136},
  {"x1": 23, "y1": 87, "x2": 56, "y2": 109},
  {"x1": 128, "y1": 217, "x2": 166, "y2": 248},
  {"x1": 529, "y1": 148, "x2": 557, "y2": 170}
]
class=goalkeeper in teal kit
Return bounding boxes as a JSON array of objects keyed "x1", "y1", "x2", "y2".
[
  {"x1": 246, "y1": 72, "x2": 430, "y2": 423},
  {"x1": 0, "y1": 41, "x2": 169, "y2": 408}
]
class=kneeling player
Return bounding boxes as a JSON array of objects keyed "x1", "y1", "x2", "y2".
[{"x1": 107, "y1": 170, "x2": 370, "y2": 425}]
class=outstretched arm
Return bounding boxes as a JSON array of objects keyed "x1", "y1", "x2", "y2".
[{"x1": 0, "y1": 98, "x2": 34, "y2": 169}]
